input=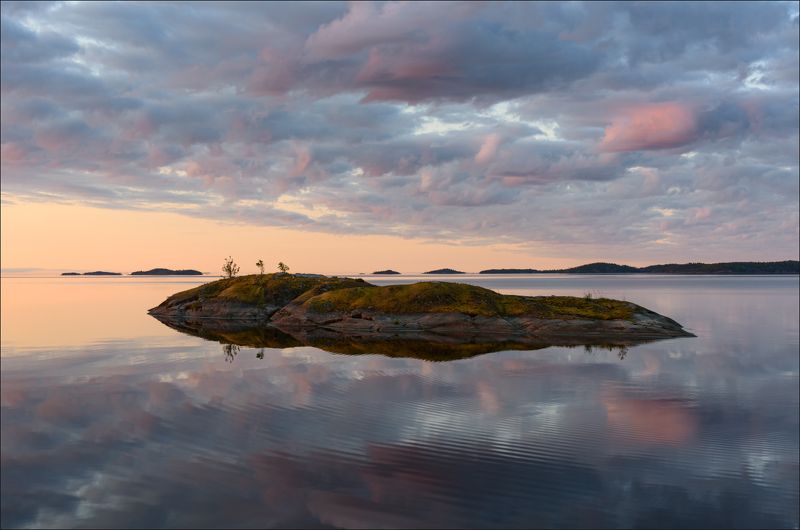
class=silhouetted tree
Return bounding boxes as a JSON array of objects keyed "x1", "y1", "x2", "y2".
[
  {"x1": 277, "y1": 262, "x2": 290, "y2": 273},
  {"x1": 222, "y1": 256, "x2": 239, "y2": 278},
  {"x1": 256, "y1": 259, "x2": 265, "y2": 275}
]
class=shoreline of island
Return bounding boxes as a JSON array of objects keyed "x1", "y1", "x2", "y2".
[
  {"x1": 367, "y1": 260, "x2": 799, "y2": 275},
  {"x1": 478, "y1": 260, "x2": 799, "y2": 275},
  {"x1": 61, "y1": 268, "x2": 204, "y2": 276}
]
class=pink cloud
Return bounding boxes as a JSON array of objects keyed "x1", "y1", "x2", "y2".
[
  {"x1": 1, "y1": 142, "x2": 30, "y2": 163},
  {"x1": 600, "y1": 102, "x2": 697, "y2": 152},
  {"x1": 474, "y1": 133, "x2": 501, "y2": 164},
  {"x1": 355, "y1": 45, "x2": 457, "y2": 103},
  {"x1": 291, "y1": 143, "x2": 311, "y2": 176},
  {"x1": 690, "y1": 206, "x2": 712, "y2": 221},
  {"x1": 304, "y1": 1, "x2": 460, "y2": 61}
]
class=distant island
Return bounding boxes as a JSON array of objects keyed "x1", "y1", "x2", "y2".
[
  {"x1": 149, "y1": 273, "x2": 693, "y2": 346},
  {"x1": 424, "y1": 268, "x2": 465, "y2": 274},
  {"x1": 62, "y1": 271, "x2": 122, "y2": 276},
  {"x1": 131, "y1": 268, "x2": 203, "y2": 276},
  {"x1": 480, "y1": 261, "x2": 800, "y2": 275},
  {"x1": 372, "y1": 269, "x2": 401, "y2": 275}
]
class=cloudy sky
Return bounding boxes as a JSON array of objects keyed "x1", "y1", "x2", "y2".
[{"x1": 1, "y1": 1, "x2": 798, "y2": 273}]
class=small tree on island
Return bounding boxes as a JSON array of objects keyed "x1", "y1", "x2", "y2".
[
  {"x1": 277, "y1": 262, "x2": 290, "y2": 274},
  {"x1": 222, "y1": 256, "x2": 239, "y2": 278},
  {"x1": 256, "y1": 259, "x2": 265, "y2": 276}
]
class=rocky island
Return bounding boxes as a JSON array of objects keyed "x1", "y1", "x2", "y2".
[
  {"x1": 372, "y1": 269, "x2": 401, "y2": 275},
  {"x1": 424, "y1": 268, "x2": 465, "y2": 274},
  {"x1": 62, "y1": 271, "x2": 122, "y2": 276},
  {"x1": 149, "y1": 274, "x2": 693, "y2": 349},
  {"x1": 131, "y1": 268, "x2": 203, "y2": 275}
]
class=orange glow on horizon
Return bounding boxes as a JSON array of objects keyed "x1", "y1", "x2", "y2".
[{"x1": 1, "y1": 200, "x2": 590, "y2": 275}]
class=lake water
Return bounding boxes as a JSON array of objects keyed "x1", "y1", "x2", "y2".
[{"x1": 2, "y1": 274, "x2": 798, "y2": 528}]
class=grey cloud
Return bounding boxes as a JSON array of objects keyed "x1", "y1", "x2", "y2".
[
  {"x1": 0, "y1": 15, "x2": 79, "y2": 64},
  {"x1": 0, "y1": 1, "x2": 797, "y2": 261}
]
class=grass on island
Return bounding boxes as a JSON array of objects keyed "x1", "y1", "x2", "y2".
[
  {"x1": 304, "y1": 281, "x2": 634, "y2": 320},
  {"x1": 156, "y1": 273, "x2": 367, "y2": 308}
]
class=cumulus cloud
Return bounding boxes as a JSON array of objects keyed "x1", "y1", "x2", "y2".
[
  {"x1": 600, "y1": 103, "x2": 698, "y2": 152},
  {"x1": 0, "y1": 1, "x2": 798, "y2": 261}
]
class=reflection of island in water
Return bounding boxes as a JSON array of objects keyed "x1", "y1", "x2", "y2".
[{"x1": 154, "y1": 316, "x2": 638, "y2": 362}]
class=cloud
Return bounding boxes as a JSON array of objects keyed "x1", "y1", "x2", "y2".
[
  {"x1": 0, "y1": 15, "x2": 79, "y2": 63},
  {"x1": 0, "y1": 1, "x2": 797, "y2": 262},
  {"x1": 301, "y1": 2, "x2": 602, "y2": 103},
  {"x1": 304, "y1": 1, "x2": 453, "y2": 61},
  {"x1": 474, "y1": 133, "x2": 501, "y2": 164},
  {"x1": 600, "y1": 103, "x2": 698, "y2": 152}
]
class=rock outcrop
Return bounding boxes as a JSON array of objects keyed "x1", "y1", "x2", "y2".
[
  {"x1": 148, "y1": 274, "x2": 367, "y2": 321},
  {"x1": 150, "y1": 274, "x2": 694, "y2": 344}
]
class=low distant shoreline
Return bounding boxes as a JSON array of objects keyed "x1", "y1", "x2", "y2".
[
  {"x1": 46, "y1": 260, "x2": 799, "y2": 278},
  {"x1": 480, "y1": 260, "x2": 799, "y2": 275},
  {"x1": 60, "y1": 268, "x2": 203, "y2": 276}
]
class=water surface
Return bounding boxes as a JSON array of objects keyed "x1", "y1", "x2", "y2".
[{"x1": 2, "y1": 275, "x2": 798, "y2": 528}]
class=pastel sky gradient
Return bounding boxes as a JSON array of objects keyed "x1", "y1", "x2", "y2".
[{"x1": 1, "y1": 1, "x2": 798, "y2": 274}]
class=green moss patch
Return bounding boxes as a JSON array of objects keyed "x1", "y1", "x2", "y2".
[
  {"x1": 304, "y1": 281, "x2": 634, "y2": 320},
  {"x1": 156, "y1": 274, "x2": 367, "y2": 308},
  {"x1": 520, "y1": 295, "x2": 634, "y2": 320}
]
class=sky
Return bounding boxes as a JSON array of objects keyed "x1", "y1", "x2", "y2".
[{"x1": 1, "y1": 1, "x2": 798, "y2": 274}]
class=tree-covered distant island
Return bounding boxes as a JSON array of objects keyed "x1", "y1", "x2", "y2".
[
  {"x1": 131, "y1": 268, "x2": 203, "y2": 276},
  {"x1": 424, "y1": 268, "x2": 465, "y2": 274},
  {"x1": 372, "y1": 269, "x2": 401, "y2": 275},
  {"x1": 480, "y1": 261, "x2": 800, "y2": 275}
]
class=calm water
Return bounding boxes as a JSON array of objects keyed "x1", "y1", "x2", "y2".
[{"x1": 1, "y1": 275, "x2": 798, "y2": 529}]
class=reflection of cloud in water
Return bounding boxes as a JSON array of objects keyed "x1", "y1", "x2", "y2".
[
  {"x1": 2, "y1": 338, "x2": 797, "y2": 528},
  {"x1": 603, "y1": 388, "x2": 697, "y2": 446}
]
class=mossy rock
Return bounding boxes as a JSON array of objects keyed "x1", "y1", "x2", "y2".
[
  {"x1": 151, "y1": 273, "x2": 367, "y2": 312},
  {"x1": 304, "y1": 281, "x2": 634, "y2": 320}
]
